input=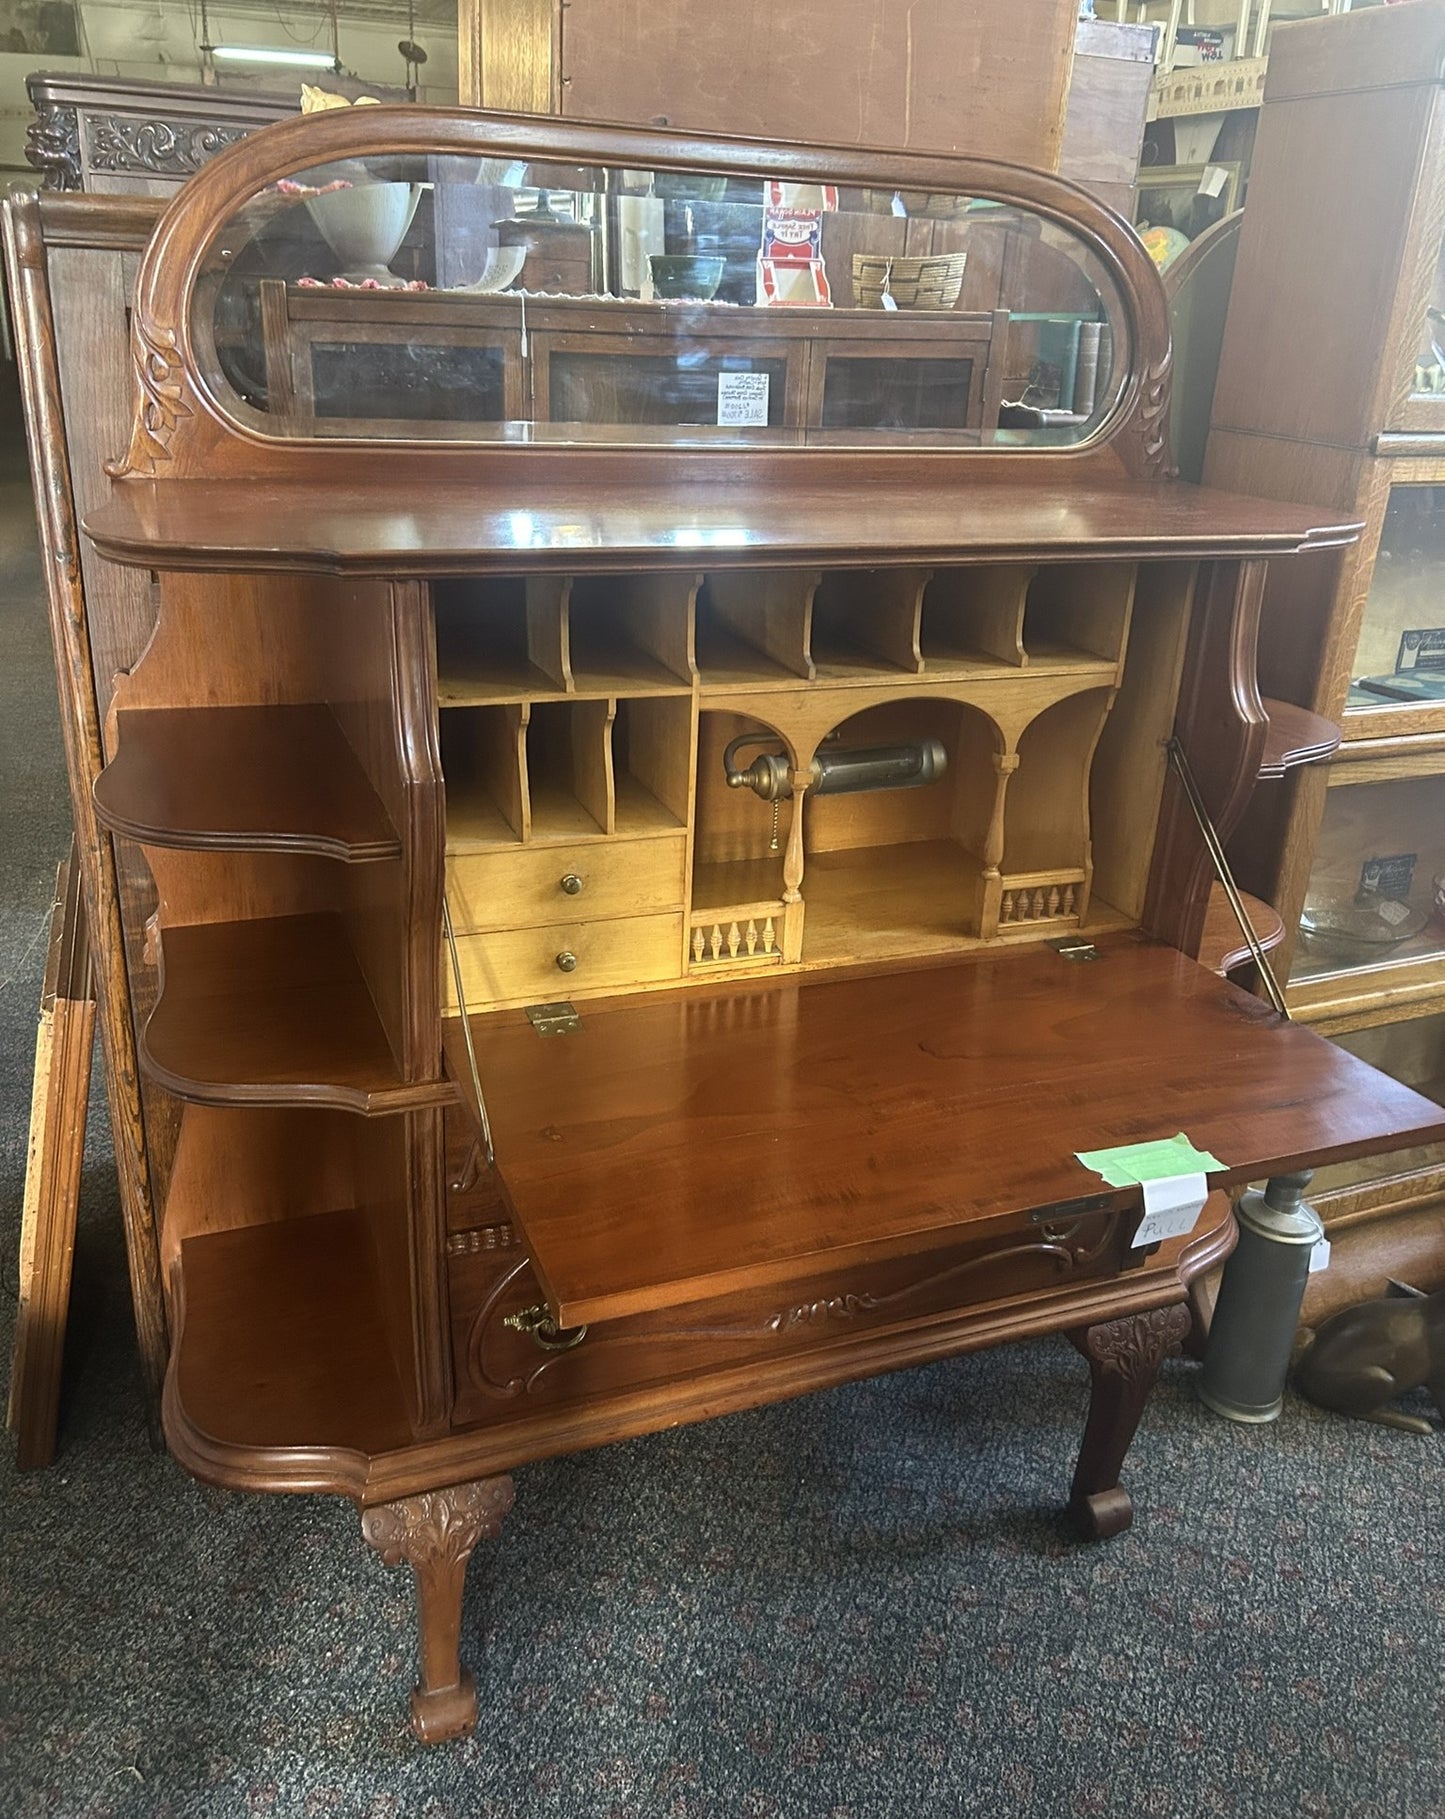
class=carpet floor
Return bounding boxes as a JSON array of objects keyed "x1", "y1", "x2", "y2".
[{"x1": 0, "y1": 376, "x2": 1442, "y2": 1819}]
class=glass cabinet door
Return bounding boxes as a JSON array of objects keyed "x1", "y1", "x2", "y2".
[
  {"x1": 1345, "y1": 485, "x2": 1445, "y2": 714},
  {"x1": 1292, "y1": 766, "x2": 1445, "y2": 987},
  {"x1": 1386, "y1": 216, "x2": 1445, "y2": 435},
  {"x1": 1309, "y1": 1011, "x2": 1445, "y2": 1202}
]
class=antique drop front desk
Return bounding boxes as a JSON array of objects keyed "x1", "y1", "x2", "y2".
[{"x1": 13, "y1": 107, "x2": 1445, "y2": 1744}]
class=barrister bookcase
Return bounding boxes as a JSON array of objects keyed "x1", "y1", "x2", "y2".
[
  {"x1": 1206, "y1": 3, "x2": 1445, "y2": 1316},
  {"x1": 10, "y1": 105, "x2": 1445, "y2": 1745}
]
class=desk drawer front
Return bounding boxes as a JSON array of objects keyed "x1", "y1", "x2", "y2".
[
  {"x1": 448, "y1": 1199, "x2": 1135, "y2": 1426},
  {"x1": 448, "y1": 837, "x2": 687, "y2": 933},
  {"x1": 445, "y1": 911, "x2": 683, "y2": 1009}
]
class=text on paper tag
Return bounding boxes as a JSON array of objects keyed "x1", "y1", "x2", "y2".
[
  {"x1": 718, "y1": 371, "x2": 770, "y2": 426},
  {"x1": 1132, "y1": 1172, "x2": 1208, "y2": 1248}
]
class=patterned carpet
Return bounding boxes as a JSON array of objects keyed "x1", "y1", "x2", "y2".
[{"x1": 1, "y1": 382, "x2": 1443, "y2": 1819}]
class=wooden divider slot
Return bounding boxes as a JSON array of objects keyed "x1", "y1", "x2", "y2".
[
  {"x1": 809, "y1": 568, "x2": 929, "y2": 678},
  {"x1": 435, "y1": 577, "x2": 556, "y2": 704},
  {"x1": 567, "y1": 573, "x2": 698, "y2": 694},
  {"x1": 614, "y1": 696, "x2": 692, "y2": 835},
  {"x1": 441, "y1": 703, "x2": 529, "y2": 849},
  {"x1": 697, "y1": 570, "x2": 820, "y2": 685},
  {"x1": 1022, "y1": 562, "x2": 1136, "y2": 673},
  {"x1": 527, "y1": 699, "x2": 614, "y2": 839},
  {"x1": 919, "y1": 566, "x2": 1031, "y2": 672}
]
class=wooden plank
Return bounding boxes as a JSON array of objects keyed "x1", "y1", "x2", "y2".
[
  {"x1": 3, "y1": 196, "x2": 172, "y2": 1430},
  {"x1": 456, "y1": 933, "x2": 1445, "y2": 1327},
  {"x1": 8, "y1": 856, "x2": 95, "y2": 1471}
]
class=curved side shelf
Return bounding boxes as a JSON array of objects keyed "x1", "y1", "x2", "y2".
[
  {"x1": 1258, "y1": 698, "x2": 1341, "y2": 779},
  {"x1": 94, "y1": 704, "x2": 403, "y2": 860},
  {"x1": 1200, "y1": 883, "x2": 1286, "y2": 977},
  {"x1": 164, "y1": 1210, "x2": 416, "y2": 1497},
  {"x1": 142, "y1": 912, "x2": 454, "y2": 1113}
]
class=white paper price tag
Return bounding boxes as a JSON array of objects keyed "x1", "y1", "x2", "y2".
[
  {"x1": 717, "y1": 371, "x2": 770, "y2": 427},
  {"x1": 1309, "y1": 1237, "x2": 1332, "y2": 1275},
  {"x1": 1132, "y1": 1172, "x2": 1208, "y2": 1248},
  {"x1": 1198, "y1": 164, "x2": 1230, "y2": 199}
]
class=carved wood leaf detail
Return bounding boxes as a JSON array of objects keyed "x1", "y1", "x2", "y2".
[
  {"x1": 85, "y1": 115, "x2": 251, "y2": 178},
  {"x1": 1127, "y1": 352, "x2": 1175, "y2": 481},
  {"x1": 361, "y1": 1478, "x2": 515, "y2": 1571},
  {"x1": 106, "y1": 320, "x2": 192, "y2": 480},
  {"x1": 1082, "y1": 1304, "x2": 1191, "y2": 1382}
]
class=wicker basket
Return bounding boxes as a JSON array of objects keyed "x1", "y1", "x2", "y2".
[{"x1": 851, "y1": 251, "x2": 966, "y2": 311}]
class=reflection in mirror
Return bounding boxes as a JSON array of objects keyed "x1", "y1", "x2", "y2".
[{"x1": 197, "y1": 151, "x2": 1130, "y2": 449}]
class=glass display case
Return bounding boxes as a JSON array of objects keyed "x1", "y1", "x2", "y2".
[
  {"x1": 1292, "y1": 766, "x2": 1445, "y2": 985},
  {"x1": 1311, "y1": 1011, "x2": 1445, "y2": 1199},
  {"x1": 1400, "y1": 229, "x2": 1445, "y2": 419},
  {"x1": 1345, "y1": 485, "x2": 1445, "y2": 711}
]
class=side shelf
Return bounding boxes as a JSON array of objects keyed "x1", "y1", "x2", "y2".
[
  {"x1": 1258, "y1": 697, "x2": 1341, "y2": 779},
  {"x1": 145, "y1": 912, "x2": 454, "y2": 1113},
  {"x1": 94, "y1": 704, "x2": 403, "y2": 860},
  {"x1": 169, "y1": 1207, "x2": 416, "y2": 1462}
]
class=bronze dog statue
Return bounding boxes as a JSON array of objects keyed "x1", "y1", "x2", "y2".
[{"x1": 1294, "y1": 1283, "x2": 1445, "y2": 1435}]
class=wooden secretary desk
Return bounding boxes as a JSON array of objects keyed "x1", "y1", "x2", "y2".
[{"x1": 9, "y1": 106, "x2": 1445, "y2": 1745}]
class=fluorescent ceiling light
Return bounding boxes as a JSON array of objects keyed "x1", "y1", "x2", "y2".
[{"x1": 211, "y1": 45, "x2": 338, "y2": 67}]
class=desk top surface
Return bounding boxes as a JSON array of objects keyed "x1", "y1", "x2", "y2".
[{"x1": 454, "y1": 935, "x2": 1445, "y2": 1327}]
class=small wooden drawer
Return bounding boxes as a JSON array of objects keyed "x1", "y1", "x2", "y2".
[
  {"x1": 448, "y1": 837, "x2": 687, "y2": 933},
  {"x1": 445, "y1": 911, "x2": 684, "y2": 1009}
]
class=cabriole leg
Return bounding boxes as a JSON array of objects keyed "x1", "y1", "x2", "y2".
[
  {"x1": 1066, "y1": 1305, "x2": 1190, "y2": 1539},
  {"x1": 361, "y1": 1475, "x2": 515, "y2": 1743}
]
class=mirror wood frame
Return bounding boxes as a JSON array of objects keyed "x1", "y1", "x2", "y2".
[{"x1": 108, "y1": 105, "x2": 1172, "y2": 486}]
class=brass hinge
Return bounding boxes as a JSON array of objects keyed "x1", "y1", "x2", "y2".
[
  {"x1": 1048, "y1": 935, "x2": 1099, "y2": 962},
  {"x1": 525, "y1": 1000, "x2": 582, "y2": 1036}
]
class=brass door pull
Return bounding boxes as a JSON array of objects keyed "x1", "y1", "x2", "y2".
[
  {"x1": 559, "y1": 872, "x2": 584, "y2": 895},
  {"x1": 503, "y1": 1304, "x2": 588, "y2": 1350},
  {"x1": 555, "y1": 950, "x2": 578, "y2": 972}
]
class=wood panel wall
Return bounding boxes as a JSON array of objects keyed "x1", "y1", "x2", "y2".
[{"x1": 459, "y1": 0, "x2": 1079, "y2": 169}]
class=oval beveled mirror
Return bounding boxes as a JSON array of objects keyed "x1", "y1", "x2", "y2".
[{"x1": 189, "y1": 135, "x2": 1134, "y2": 452}]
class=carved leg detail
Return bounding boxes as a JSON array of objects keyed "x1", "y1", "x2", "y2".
[
  {"x1": 361, "y1": 1475, "x2": 515, "y2": 1744},
  {"x1": 1066, "y1": 1305, "x2": 1190, "y2": 1540}
]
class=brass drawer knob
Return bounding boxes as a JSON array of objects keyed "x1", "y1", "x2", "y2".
[
  {"x1": 559, "y1": 872, "x2": 584, "y2": 895},
  {"x1": 555, "y1": 950, "x2": 578, "y2": 973}
]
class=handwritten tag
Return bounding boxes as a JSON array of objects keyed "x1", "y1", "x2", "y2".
[
  {"x1": 717, "y1": 371, "x2": 770, "y2": 427},
  {"x1": 1132, "y1": 1173, "x2": 1207, "y2": 1249}
]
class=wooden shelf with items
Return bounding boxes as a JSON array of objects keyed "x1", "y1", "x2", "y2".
[
  {"x1": 1204, "y1": 1, "x2": 1445, "y2": 1315},
  {"x1": 37, "y1": 99, "x2": 1445, "y2": 1746}
]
